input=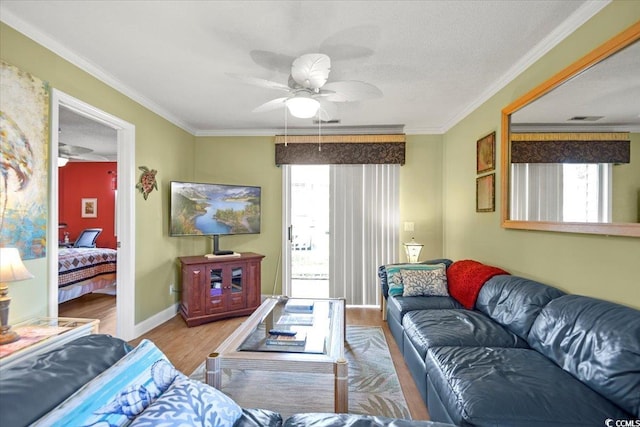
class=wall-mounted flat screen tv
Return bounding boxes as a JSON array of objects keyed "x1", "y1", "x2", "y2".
[{"x1": 170, "y1": 181, "x2": 261, "y2": 237}]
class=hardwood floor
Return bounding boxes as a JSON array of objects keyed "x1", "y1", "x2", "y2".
[
  {"x1": 58, "y1": 293, "x2": 117, "y2": 336},
  {"x1": 61, "y1": 295, "x2": 430, "y2": 420}
]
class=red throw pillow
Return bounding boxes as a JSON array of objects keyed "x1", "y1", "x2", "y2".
[{"x1": 447, "y1": 260, "x2": 509, "y2": 309}]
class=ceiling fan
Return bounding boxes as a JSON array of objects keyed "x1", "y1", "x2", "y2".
[
  {"x1": 232, "y1": 53, "x2": 382, "y2": 121},
  {"x1": 58, "y1": 143, "x2": 107, "y2": 164}
]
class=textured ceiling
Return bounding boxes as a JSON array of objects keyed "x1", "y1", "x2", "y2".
[
  {"x1": 512, "y1": 40, "x2": 640, "y2": 132},
  {"x1": 59, "y1": 106, "x2": 118, "y2": 161},
  {"x1": 1, "y1": 1, "x2": 607, "y2": 136}
]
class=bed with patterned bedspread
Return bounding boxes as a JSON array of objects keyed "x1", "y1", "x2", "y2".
[{"x1": 58, "y1": 247, "x2": 117, "y2": 303}]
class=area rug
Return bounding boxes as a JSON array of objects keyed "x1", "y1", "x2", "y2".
[{"x1": 190, "y1": 325, "x2": 411, "y2": 419}]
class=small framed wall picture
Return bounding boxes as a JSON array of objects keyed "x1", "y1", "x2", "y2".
[
  {"x1": 477, "y1": 131, "x2": 496, "y2": 174},
  {"x1": 81, "y1": 198, "x2": 98, "y2": 218},
  {"x1": 476, "y1": 174, "x2": 495, "y2": 212}
]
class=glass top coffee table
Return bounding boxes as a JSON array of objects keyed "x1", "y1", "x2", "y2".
[{"x1": 206, "y1": 296, "x2": 347, "y2": 412}]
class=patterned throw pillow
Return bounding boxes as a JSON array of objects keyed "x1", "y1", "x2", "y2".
[
  {"x1": 385, "y1": 263, "x2": 446, "y2": 297},
  {"x1": 386, "y1": 265, "x2": 408, "y2": 296},
  {"x1": 33, "y1": 339, "x2": 181, "y2": 427},
  {"x1": 401, "y1": 267, "x2": 449, "y2": 297},
  {"x1": 130, "y1": 376, "x2": 242, "y2": 427}
]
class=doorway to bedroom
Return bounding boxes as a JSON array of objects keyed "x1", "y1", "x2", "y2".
[
  {"x1": 49, "y1": 90, "x2": 136, "y2": 341},
  {"x1": 57, "y1": 105, "x2": 118, "y2": 335}
]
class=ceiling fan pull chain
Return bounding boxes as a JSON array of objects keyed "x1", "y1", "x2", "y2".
[
  {"x1": 284, "y1": 106, "x2": 288, "y2": 147},
  {"x1": 318, "y1": 113, "x2": 322, "y2": 152}
]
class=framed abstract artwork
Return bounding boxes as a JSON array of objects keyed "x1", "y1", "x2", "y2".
[
  {"x1": 0, "y1": 61, "x2": 50, "y2": 259},
  {"x1": 81, "y1": 198, "x2": 98, "y2": 218},
  {"x1": 476, "y1": 131, "x2": 496, "y2": 174},
  {"x1": 476, "y1": 174, "x2": 495, "y2": 212}
]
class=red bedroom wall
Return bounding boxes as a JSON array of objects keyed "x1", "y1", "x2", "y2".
[{"x1": 58, "y1": 162, "x2": 117, "y2": 249}]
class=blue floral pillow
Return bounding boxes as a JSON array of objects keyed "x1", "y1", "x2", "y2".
[
  {"x1": 386, "y1": 263, "x2": 446, "y2": 296},
  {"x1": 401, "y1": 266, "x2": 449, "y2": 297},
  {"x1": 130, "y1": 376, "x2": 242, "y2": 427}
]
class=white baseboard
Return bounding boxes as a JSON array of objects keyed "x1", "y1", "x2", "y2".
[{"x1": 133, "y1": 303, "x2": 179, "y2": 339}]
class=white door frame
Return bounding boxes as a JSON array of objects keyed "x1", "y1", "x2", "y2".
[
  {"x1": 281, "y1": 165, "x2": 292, "y2": 296},
  {"x1": 48, "y1": 89, "x2": 136, "y2": 341}
]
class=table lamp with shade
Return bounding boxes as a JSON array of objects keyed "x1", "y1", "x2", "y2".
[
  {"x1": 0, "y1": 247, "x2": 34, "y2": 345},
  {"x1": 403, "y1": 238, "x2": 424, "y2": 264}
]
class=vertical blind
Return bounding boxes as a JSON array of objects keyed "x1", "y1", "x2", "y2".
[
  {"x1": 510, "y1": 163, "x2": 563, "y2": 221},
  {"x1": 278, "y1": 134, "x2": 403, "y2": 305},
  {"x1": 329, "y1": 164, "x2": 399, "y2": 306},
  {"x1": 510, "y1": 163, "x2": 612, "y2": 222}
]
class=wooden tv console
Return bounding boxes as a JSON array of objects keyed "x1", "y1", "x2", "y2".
[{"x1": 178, "y1": 252, "x2": 264, "y2": 327}]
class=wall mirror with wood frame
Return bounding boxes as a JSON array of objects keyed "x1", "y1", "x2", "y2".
[{"x1": 501, "y1": 21, "x2": 640, "y2": 237}]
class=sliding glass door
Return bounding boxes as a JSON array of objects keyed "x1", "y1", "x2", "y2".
[
  {"x1": 282, "y1": 164, "x2": 399, "y2": 305},
  {"x1": 283, "y1": 165, "x2": 330, "y2": 298}
]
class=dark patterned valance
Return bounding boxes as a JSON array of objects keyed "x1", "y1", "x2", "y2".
[
  {"x1": 511, "y1": 132, "x2": 630, "y2": 164},
  {"x1": 274, "y1": 134, "x2": 405, "y2": 165}
]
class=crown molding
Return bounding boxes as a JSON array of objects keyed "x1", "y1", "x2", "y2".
[
  {"x1": 197, "y1": 124, "x2": 449, "y2": 137},
  {"x1": 196, "y1": 124, "x2": 407, "y2": 137},
  {"x1": 403, "y1": 125, "x2": 445, "y2": 135},
  {"x1": 195, "y1": 128, "x2": 280, "y2": 137},
  {"x1": 441, "y1": 0, "x2": 610, "y2": 133}
]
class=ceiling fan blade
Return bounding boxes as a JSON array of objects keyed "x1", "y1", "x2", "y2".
[
  {"x1": 317, "y1": 99, "x2": 338, "y2": 121},
  {"x1": 319, "y1": 25, "x2": 378, "y2": 61},
  {"x1": 321, "y1": 81, "x2": 383, "y2": 102},
  {"x1": 249, "y1": 50, "x2": 295, "y2": 74},
  {"x1": 319, "y1": 44, "x2": 374, "y2": 62},
  {"x1": 291, "y1": 54, "x2": 331, "y2": 89},
  {"x1": 75, "y1": 153, "x2": 109, "y2": 161},
  {"x1": 227, "y1": 73, "x2": 290, "y2": 92},
  {"x1": 59, "y1": 143, "x2": 93, "y2": 156},
  {"x1": 252, "y1": 97, "x2": 288, "y2": 113}
]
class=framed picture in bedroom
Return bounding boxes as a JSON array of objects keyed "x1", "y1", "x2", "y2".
[
  {"x1": 81, "y1": 198, "x2": 98, "y2": 218},
  {"x1": 476, "y1": 131, "x2": 496, "y2": 174},
  {"x1": 476, "y1": 174, "x2": 495, "y2": 213}
]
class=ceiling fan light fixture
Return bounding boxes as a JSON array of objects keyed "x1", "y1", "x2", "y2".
[
  {"x1": 57, "y1": 157, "x2": 69, "y2": 167},
  {"x1": 286, "y1": 95, "x2": 320, "y2": 119}
]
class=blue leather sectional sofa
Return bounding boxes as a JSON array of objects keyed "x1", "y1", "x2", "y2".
[
  {"x1": 0, "y1": 334, "x2": 454, "y2": 427},
  {"x1": 379, "y1": 259, "x2": 640, "y2": 426}
]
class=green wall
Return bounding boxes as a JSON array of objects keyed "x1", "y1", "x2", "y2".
[
  {"x1": 400, "y1": 135, "x2": 444, "y2": 262},
  {"x1": 193, "y1": 136, "x2": 283, "y2": 294},
  {"x1": 193, "y1": 135, "x2": 445, "y2": 295},
  {"x1": 442, "y1": 1, "x2": 640, "y2": 309},
  {"x1": 1, "y1": 22, "x2": 196, "y2": 324},
  {"x1": 612, "y1": 133, "x2": 639, "y2": 223}
]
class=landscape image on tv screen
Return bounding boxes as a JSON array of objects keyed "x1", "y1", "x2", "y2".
[{"x1": 170, "y1": 181, "x2": 261, "y2": 236}]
